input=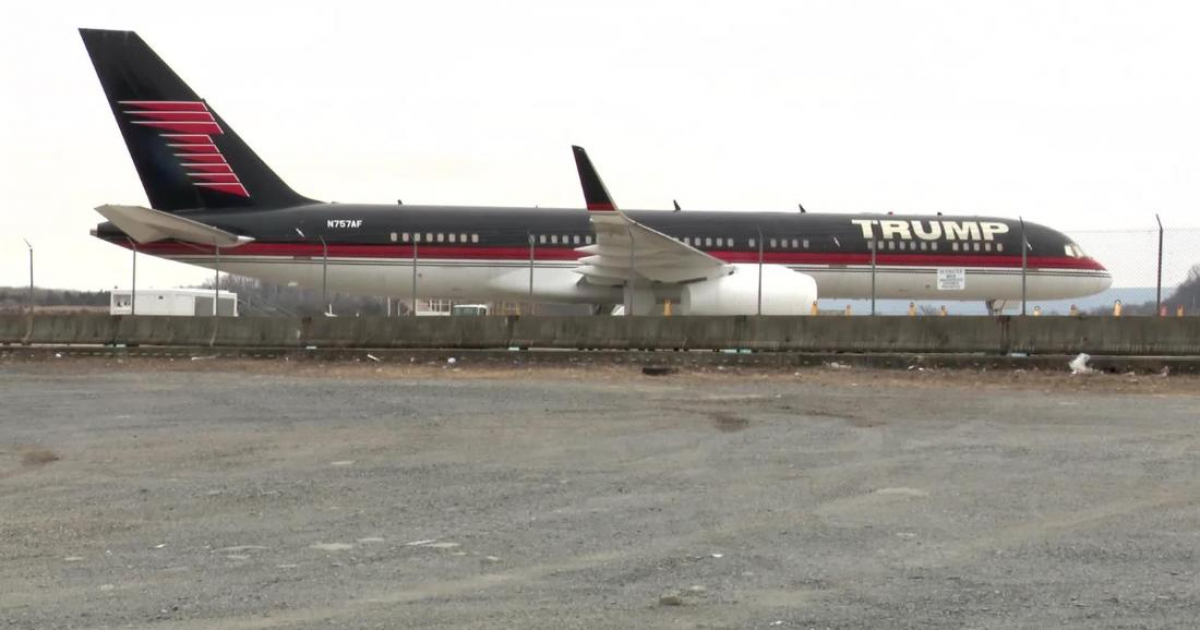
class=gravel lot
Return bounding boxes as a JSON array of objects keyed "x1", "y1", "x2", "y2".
[{"x1": 3, "y1": 358, "x2": 1200, "y2": 629}]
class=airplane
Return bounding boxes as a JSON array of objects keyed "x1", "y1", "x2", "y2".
[{"x1": 80, "y1": 29, "x2": 1112, "y2": 316}]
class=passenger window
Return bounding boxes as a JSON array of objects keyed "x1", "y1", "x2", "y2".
[
  {"x1": 973, "y1": 242, "x2": 980, "y2": 252},
  {"x1": 996, "y1": 243, "x2": 1003, "y2": 252},
  {"x1": 573, "y1": 235, "x2": 580, "y2": 245},
  {"x1": 769, "y1": 238, "x2": 777, "y2": 248},
  {"x1": 448, "y1": 234, "x2": 457, "y2": 243},
  {"x1": 931, "y1": 242, "x2": 938, "y2": 251},
  {"x1": 791, "y1": 239, "x2": 799, "y2": 248},
  {"x1": 749, "y1": 238, "x2": 756, "y2": 248},
  {"x1": 413, "y1": 233, "x2": 421, "y2": 243},
  {"x1": 920, "y1": 242, "x2": 927, "y2": 251},
  {"x1": 402, "y1": 232, "x2": 410, "y2": 242},
  {"x1": 586, "y1": 235, "x2": 593, "y2": 244},
  {"x1": 472, "y1": 234, "x2": 479, "y2": 243},
  {"x1": 984, "y1": 242, "x2": 991, "y2": 252},
  {"x1": 539, "y1": 235, "x2": 547, "y2": 244},
  {"x1": 437, "y1": 233, "x2": 445, "y2": 243},
  {"x1": 705, "y1": 237, "x2": 712, "y2": 247},
  {"x1": 390, "y1": 232, "x2": 398, "y2": 242},
  {"x1": 952, "y1": 242, "x2": 959, "y2": 251},
  {"x1": 888, "y1": 241, "x2": 895, "y2": 250},
  {"x1": 425, "y1": 233, "x2": 433, "y2": 243}
]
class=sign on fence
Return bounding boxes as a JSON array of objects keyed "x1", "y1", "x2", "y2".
[{"x1": 937, "y1": 268, "x2": 966, "y2": 291}]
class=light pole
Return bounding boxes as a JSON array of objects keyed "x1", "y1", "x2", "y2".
[{"x1": 22, "y1": 238, "x2": 32, "y2": 315}]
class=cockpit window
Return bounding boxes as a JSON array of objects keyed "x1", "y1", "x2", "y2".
[{"x1": 1063, "y1": 243, "x2": 1087, "y2": 258}]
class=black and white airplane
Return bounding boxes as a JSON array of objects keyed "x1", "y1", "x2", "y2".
[{"x1": 81, "y1": 29, "x2": 1111, "y2": 315}]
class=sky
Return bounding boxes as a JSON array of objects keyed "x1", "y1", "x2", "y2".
[{"x1": 2, "y1": 0, "x2": 1198, "y2": 291}]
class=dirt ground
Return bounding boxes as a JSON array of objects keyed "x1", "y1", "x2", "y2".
[{"x1": 3, "y1": 358, "x2": 1200, "y2": 628}]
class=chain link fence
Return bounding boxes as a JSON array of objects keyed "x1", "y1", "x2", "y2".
[
  {"x1": 818, "y1": 224, "x2": 1200, "y2": 316},
  {"x1": 1064, "y1": 227, "x2": 1200, "y2": 316}
]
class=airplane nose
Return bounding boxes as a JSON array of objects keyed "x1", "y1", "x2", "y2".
[{"x1": 1091, "y1": 258, "x2": 1113, "y2": 291}]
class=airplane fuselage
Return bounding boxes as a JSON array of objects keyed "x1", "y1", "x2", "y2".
[{"x1": 94, "y1": 204, "x2": 1112, "y2": 305}]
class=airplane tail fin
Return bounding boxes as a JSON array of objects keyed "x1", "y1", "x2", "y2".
[
  {"x1": 80, "y1": 29, "x2": 315, "y2": 212},
  {"x1": 571, "y1": 146, "x2": 618, "y2": 212}
]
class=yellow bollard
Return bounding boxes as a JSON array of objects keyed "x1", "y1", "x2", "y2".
[
  {"x1": 1033, "y1": 306, "x2": 1042, "y2": 316},
  {"x1": 844, "y1": 304, "x2": 853, "y2": 317},
  {"x1": 1113, "y1": 300, "x2": 1122, "y2": 317},
  {"x1": 1178, "y1": 305, "x2": 1185, "y2": 317},
  {"x1": 811, "y1": 301, "x2": 819, "y2": 316},
  {"x1": 908, "y1": 302, "x2": 916, "y2": 317},
  {"x1": 1069, "y1": 304, "x2": 1078, "y2": 316},
  {"x1": 940, "y1": 305, "x2": 948, "y2": 317},
  {"x1": 663, "y1": 299, "x2": 672, "y2": 317}
]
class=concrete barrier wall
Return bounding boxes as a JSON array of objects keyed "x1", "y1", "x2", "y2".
[{"x1": 2, "y1": 315, "x2": 1199, "y2": 355}]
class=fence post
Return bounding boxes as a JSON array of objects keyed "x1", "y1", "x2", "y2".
[
  {"x1": 756, "y1": 227, "x2": 763, "y2": 316},
  {"x1": 870, "y1": 238, "x2": 877, "y2": 316},
  {"x1": 626, "y1": 226, "x2": 636, "y2": 316},
  {"x1": 1156, "y1": 214, "x2": 1164, "y2": 316},
  {"x1": 1019, "y1": 216, "x2": 1027, "y2": 316},
  {"x1": 213, "y1": 244, "x2": 220, "y2": 316},
  {"x1": 131, "y1": 242, "x2": 137, "y2": 316},
  {"x1": 23, "y1": 238, "x2": 33, "y2": 315},
  {"x1": 410, "y1": 241, "x2": 418, "y2": 316}
]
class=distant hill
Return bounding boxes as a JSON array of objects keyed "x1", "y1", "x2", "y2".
[{"x1": 0, "y1": 287, "x2": 110, "y2": 314}]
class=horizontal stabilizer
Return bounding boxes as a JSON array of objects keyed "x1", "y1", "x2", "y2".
[{"x1": 94, "y1": 204, "x2": 254, "y2": 247}]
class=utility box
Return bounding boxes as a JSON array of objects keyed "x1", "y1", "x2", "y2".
[{"x1": 110, "y1": 289, "x2": 238, "y2": 316}]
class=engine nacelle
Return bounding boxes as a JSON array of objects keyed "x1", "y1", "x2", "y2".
[{"x1": 682, "y1": 264, "x2": 818, "y2": 315}]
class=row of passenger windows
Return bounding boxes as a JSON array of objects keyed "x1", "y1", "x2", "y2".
[
  {"x1": 867, "y1": 240, "x2": 1004, "y2": 253},
  {"x1": 387, "y1": 232, "x2": 598, "y2": 245},
  {"x1": 390, "y1": 232, "x2": 480, "y2": 244},
  {"x1": 537, "y1": 234, "x2": 595, "y2": 245},
  {"x1": 386, "y1": 231, "x2": 1004, "y2": 253}
]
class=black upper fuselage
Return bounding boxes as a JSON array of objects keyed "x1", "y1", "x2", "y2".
[{"x1": 95, "y1": 203, "x2": 1090, "y2": 269}]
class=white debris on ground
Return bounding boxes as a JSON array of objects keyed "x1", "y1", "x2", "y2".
[
  {"x1": 309, "y1": 542, "x2": 354, "y2": 551},
  {"x1": 827, "y1": 361, "x2": 851, "y2": 370},
  {"x1": 1069, "y1": 353, "x2": 1095, "y2": 375}
]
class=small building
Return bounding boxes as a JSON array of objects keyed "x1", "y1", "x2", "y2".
[{"x1": 110, "y1": 289, "x2": 238, "y2": 316}]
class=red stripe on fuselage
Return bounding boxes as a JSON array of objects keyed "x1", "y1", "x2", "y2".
[{"x1": 103, "y1": 239, "x2": 1107, "y2": 271}]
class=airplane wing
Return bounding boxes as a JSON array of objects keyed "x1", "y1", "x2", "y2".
[
  {"x1": 570, "y1": 146, "x2": 728, "y2": 285},
  {"x1": 95, "y1": 204, "x2": 254, "y2": 248}
]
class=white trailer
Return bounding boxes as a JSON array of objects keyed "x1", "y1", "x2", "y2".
[{"x1": 110, "y1": 289, "x2": 238, "y2": 316}]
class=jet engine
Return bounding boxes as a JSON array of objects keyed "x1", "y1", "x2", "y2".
[{"x1": 681, "y1": 264, "x2": 818, "y2": 315}]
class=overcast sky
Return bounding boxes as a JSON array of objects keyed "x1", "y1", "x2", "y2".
[{"x1": 2, "y1": 0, "x2": 1198, "y2": 291}]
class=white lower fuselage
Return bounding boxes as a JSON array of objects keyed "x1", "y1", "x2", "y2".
[{"x1": 160, "y1": 252, "x2": 1112, "y2": 306}]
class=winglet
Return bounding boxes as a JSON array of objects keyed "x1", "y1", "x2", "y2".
[{"x1": 571, "y1": 146, "x2": 617, "y2": 212}]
